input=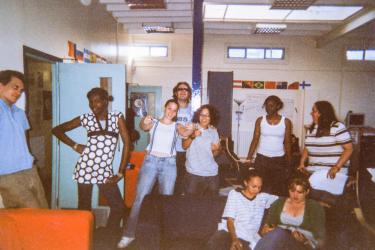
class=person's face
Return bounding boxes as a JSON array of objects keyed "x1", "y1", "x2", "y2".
[
  {"x1": 164, "y1": 102, "x2": 178, "y2": 120},
  {"x1": 311, "y1": 105, "x2": 321, "y2": 124},
  {"x1": 244, "y1": 176, "x2": 262, "y2": 196},
  {"x1": 89, "y1": 94, "x2": 108, "y2": 116},
  {"x1": 175, "y1": 84, "x2": 190, "y2": 102},
  {"x1": 288, "y1": 184, "x2": 308, "y2": 203},
  {"x1": 199, "y1": 108, "x2": 211, "y2": 128},
  {"x1": 265, "y1": 99, "x2": 279, "y2": 115},
  {"x1": 0, "y1": 77, "x2": 24, "y2": 105}
]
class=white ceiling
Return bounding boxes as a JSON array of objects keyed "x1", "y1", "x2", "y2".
[{"x1": 98, "y1": 0, "x2": 375, "y2": 47}]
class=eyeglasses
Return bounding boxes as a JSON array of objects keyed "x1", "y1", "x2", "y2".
[
  {"x1": 177, "y1": 88, "x2": 189, "y2": 92},
  {"x1": 200, "y1": 114, "x2": 210, "y2": 118}
]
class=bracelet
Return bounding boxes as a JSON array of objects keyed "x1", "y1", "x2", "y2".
[{"x1": 73, "y1": 143, "x2": 79, "y2": 150}]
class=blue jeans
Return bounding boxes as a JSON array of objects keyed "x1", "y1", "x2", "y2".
[
  {"x1": 184, "y1": 172, "x2": 219, "y2": 197},
  {"x1": 255, "y1": 228, "x2": 310, "y2": 250},
  {"x1": 122, "y1": 154, "x2": 177, "y2": 237}
]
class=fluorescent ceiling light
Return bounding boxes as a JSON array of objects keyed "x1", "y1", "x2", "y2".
[
  {"x1": 286, "y1": 6, "x2": 363, "y2": 20},
  {"x1": 271, "y1": 0, "x2": 317, "y2": 10},
  {"x1": 143, "y1": 25, "x2": 174, "y2": 33},
  {"x1": 254, "y1": 23, "x2": 287, "y2": 34}
]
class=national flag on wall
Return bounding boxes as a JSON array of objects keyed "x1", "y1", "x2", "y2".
[
  {"x1": 265, "y1": 81, "x2": 276, "y2": 89},
  {"x1": 242, "y1": 81, "x2": 253, "y2": 88},
  {"x1": 84, "y1": 49, "x2": 91, "y2": 63},
  {"x1": 233, "y1": 80, "x2": 242, "y2": 88},
  {"x1": 288, "y1": 81, "x2": 300, "y2": 89},
  {"x1": 276, "y1": 82, "x2": 288, "y2": 89},
  {"x1": 68, "y1": 41, "x2": 76, "y2": 59},
  {"x1": 76, "y1": 50, "x2": 84, "y2": 63},
  {"x1": 253, "y1": 81, "x2": 264, "y2": 89}
]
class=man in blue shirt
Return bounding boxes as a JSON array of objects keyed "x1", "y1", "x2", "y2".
[{"x1": 0, "y1": 70, "x2": 47, "y2": 208}]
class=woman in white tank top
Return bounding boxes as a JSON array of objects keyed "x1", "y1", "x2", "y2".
[{"x1": 246, "y1": 95, "x2": 292, "y2": 196}]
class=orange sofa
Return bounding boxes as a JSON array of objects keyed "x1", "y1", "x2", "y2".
[{"x1": 0, "y1": 208, "x2": 93, "y2": 250}]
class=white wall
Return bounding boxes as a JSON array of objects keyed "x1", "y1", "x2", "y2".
[{"x1": 0, "y1": 0, "x2": 122, "y2": 71}]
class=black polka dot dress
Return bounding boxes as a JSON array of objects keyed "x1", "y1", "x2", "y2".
[{"x1": 74, "y1": 111, "x2": 123, "y2": 184}]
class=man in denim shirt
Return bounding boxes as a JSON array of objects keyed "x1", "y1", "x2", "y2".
[{"x1": 0, "y1": 70, "x2": 47, "y2": 208}]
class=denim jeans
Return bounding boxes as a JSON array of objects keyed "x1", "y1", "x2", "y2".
[
  {"x1": 122, "y1": 154, "x2": 177, "y2": 237},
  {"x1": 174, "y1": 151, "x2": 187, "y2": 195},
  {"x1": 255, "y1": 228, "x2": 310, "y2": 250},
  {"x1": 207, "y1": 230, "x2": 250, "y2": 250},
  {"x1": 184, "y1": 172, "x2": 219, "y2": 197}
]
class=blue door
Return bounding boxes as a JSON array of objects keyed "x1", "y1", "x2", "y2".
[{"x1": 52, "y1": 63, "x2": 126, "y2": 209}]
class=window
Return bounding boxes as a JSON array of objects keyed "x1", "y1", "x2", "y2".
[
  {"x1": 127, "y1": 45, "x2": 168, "y2": 58},
  {"x1": 346, "y1": 49, "x2": 375, "y2": 61},
  {"x1": 227, "y1": 47, "x2": 285, "y2": 60}
]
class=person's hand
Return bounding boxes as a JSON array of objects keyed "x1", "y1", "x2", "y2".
[
  {"x1": 143, "y1": 115, "x2": 154, "y2": 125},
  {"x1": 297, "y1": 164, "x2": 310, "y2": 176},
  {"x1": 327, "y1": 165, "x2": 340, "y2": 179},
  {"x1": 211, "y1": 142, "x2": 220, "y2": 151},
  {"x1": 75, "y1": 144, "x2": 85, "y2": 154},
  {"x1": 193, "y1": 129, "x2": 202, "y2": 138},
  {"x1": 260, "y1": 224, "x2": 276, "y2": 236},
  {"x1": 291, "y1": 230, "x2": 308, "y2": 243},
  {"x1": 230, "y1": 238, "x2": 243, "y2": 250},
  {"x1": 185, "y1": 122, "x2": 195, "y2": 131},
  {"x1": 105, "y1": 174, "x2": 123, "y2": 184}
]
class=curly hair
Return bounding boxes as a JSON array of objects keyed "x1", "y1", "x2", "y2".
[
  {"x1": 87, "y1": 87, "x2": 113, "y2": 102},
  {"x1": 192, "y1": 104, "x2": 220, "y2": 127},
  {"x1": 172, "y1": 81, "x2": 192, "y2": 103},
  {"x1": 309, "y1": 100, "x2": 338, "y2": 137}
]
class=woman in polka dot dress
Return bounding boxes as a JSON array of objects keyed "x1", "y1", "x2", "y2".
[{"x1": 52, "y1": 87, "x2": 130, "y2": 232}]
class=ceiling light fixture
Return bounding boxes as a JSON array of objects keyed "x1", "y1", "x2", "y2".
[
  {"x1": 271, "y1": 0, "x2": 317, "y2": 10},
  {"x1": 126, "y1": 0, "x2": 165, "y2": 9},
  {"x1": 143, "y1": 24, "x2": 174, "y2": 33},
  {"x1": 254, "y1": 23, "x2": 287, "y2": 34}
]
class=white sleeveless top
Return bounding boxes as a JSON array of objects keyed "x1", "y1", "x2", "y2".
[
  {"x1": 257, "y1": 115, "x2": 286, "y2": 157},
  {"x1": 146, "y1": 121, "x2": 177, "y2": 157}
]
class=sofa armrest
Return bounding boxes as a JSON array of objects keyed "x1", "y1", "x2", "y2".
[{"x1": 0, "y1": 208, "x2": 93, "y2": 250}]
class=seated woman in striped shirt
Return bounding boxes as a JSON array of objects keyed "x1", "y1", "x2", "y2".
[
  {"x1": 207, "y1": 170, "x2": 278, "y2": 250},
  {"x1": 297, "y1": 101, "x2": 353, "y2": 203}
]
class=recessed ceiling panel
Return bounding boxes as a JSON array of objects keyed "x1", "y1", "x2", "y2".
[
  {"x1": 225, "y1": 5, "x2": 290, "y2": 20},
  {"x1": 204, "y1": 4, "x2": 226, "y2": 19},
  {"x1": 287, "y1": 6, "x2": 363, "y2": 20}
]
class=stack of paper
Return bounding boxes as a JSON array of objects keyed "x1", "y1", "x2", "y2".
[{"x1": 308, "y1": 169, "x2": 348, "y2": 195}]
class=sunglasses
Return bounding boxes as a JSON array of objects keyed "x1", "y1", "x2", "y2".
[{"x1": 177, "y1": 88, "x2": 189, "y2": 92}]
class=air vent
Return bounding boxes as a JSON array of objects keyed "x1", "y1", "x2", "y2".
[
  {"x1": 254, "y1": 23, "x2": 287, "y2": 34},
  {"x1": 126, "y1": 0, "x2": 165, "y2": 9},
  {"x1": 271, "y1": 0, "x2": 316, "y2": 10}
]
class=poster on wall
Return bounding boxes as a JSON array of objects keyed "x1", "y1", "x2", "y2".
[{"x1": 130, "y1": 93, "x2": 148, "y2": 117}]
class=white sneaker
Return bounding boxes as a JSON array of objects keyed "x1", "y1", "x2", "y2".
[{"x1": 117, "y1": 236, "x2": 135, "y2": 249}]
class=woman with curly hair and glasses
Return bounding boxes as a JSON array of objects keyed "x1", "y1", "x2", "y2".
[{"x1": 183, "y1": 104, "x2": 221, "y2": 196}]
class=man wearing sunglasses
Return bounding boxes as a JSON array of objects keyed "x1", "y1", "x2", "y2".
[{"x1": 172, "y1": 81, "x2": 193, "y2": 195}]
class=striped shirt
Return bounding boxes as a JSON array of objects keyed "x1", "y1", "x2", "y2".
[
  {"x1": 217, "y1": 189, "x2": 278, "y2": 249},
  {"x1": 305, "y1": 122, "x2": 352, "y2": 167}
]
